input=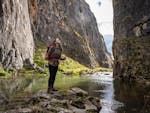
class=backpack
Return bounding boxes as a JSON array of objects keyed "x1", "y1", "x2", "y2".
[
  {"x1": 45, "y1": 45, "x2": 62, "y2": 60},
  {"x1": 50, "y1": 46, "x2": 62, "y2": 59}
]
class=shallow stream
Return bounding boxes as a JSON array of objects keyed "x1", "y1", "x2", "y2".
[{"x1": 0, "y1": 72, "x2": 149, "y2": 113}]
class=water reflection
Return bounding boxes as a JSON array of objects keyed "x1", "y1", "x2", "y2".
[
  {"x1": 82, "y1": 72, "x2": 123, "y2": 113},
  {"x1": 0, "y1": 72, "x2": 149, "y2": 113},
  {"x1": 114, "y1": 80, "x2": 150, "y2": 113}
]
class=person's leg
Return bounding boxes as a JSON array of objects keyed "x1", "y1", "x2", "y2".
[
  {"x1": 51, "y1": 66, "x2": 58, "y2": 89},
  {"x1": 48, "y1": 65, "x2": 55, "y2": 92}
]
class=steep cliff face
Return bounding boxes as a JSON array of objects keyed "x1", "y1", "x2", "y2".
[
  {"x1": 0, "y1": 0, "x2": 34, "y2": 70},
  {"x1": 30, "y1": 0, "x2": 112, "y2": 68},
  {"x1": 113, "y1": 0, "x2": 150, "y2": 80}
]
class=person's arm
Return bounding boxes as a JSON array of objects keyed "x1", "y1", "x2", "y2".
[
  {"x1": 60, "y1": 55, "x2": 66, "y2": 60},
  {"x1": 59, "y1": 45, "x2": 66, "y2": 60},
  {"x1": 45, "y1": 46, "x2": 53, "y2": 60}
]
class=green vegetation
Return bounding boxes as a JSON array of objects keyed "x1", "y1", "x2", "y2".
[
  {"x1": 0, "y1": 64, "x2": 10, "y2": 77},
  {"x1": 0, "y1": 48, "x2": 112, "y2": 78},
  {"x1": 0, "y1": 70, "x2": 9, "y2": 77},
  {"x1": 33, "y1": 48, "x2": 112, "y2": 77}
]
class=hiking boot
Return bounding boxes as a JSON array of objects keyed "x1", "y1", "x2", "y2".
[
  {"x1": 52, "y1": 88, "x2": 58, "y2": 91},
  {"x1": 47, "y1": 88, "x2": 53, "y2": 94}
]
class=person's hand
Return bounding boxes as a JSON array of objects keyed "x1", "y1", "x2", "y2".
[{"x1": 60, "y1": 55, "x2": 66, "y2": 60}]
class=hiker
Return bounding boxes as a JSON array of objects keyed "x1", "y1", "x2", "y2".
[{"x1": 45, "y1": 38, "x2": 65, "y2": 93}]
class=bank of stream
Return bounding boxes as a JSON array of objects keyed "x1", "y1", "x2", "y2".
[{"x1": 0, "y1": 72, "x2": 149, "y2": 113}]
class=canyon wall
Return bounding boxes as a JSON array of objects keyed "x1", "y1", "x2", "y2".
[
  {"x1": 0, "y1": 0, "x2": 34, "y2": 70},
  {"x1": 29, "y1": 0, "x2": 112, "y2": 68},
  {"x1": 113, "y1": 0, "x2": 150, "y2": 81}
]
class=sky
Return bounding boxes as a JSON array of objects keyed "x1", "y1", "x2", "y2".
[{"x1": 85, "y1": 0, "x2": 114, "y2": 36}]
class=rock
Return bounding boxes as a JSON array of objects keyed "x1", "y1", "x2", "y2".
[
  {"x1": 35, "y1": 67, "x2": 46, "y2": 74},
  {"x1": 56, "y1": 107, "x2": 72, "y2": 113},
  {"x1": 51, "y1": 98, "x2": 69, "y2": 109},
  {"x1": 133, "y1": 26, "x2": 142, "y2": 37},
  {"x1": 113, "y1": 0, "x2": 150, "y2": 82},
  {"x1": 0, "y1": 78, "x2": 32, "y2": 97},
  {"x1": 71, "y1": 87, "x2": 88, "y2": 97},
  {"x1": 70, "y1": 98, "x2": 85, "y2": 109},
  {"x1": 27, "y1": 97, "x2": 41, "y2": 105},
  {"x1": 63, "y1": 71, "x2": 73, "y2": 76},
  {"x1": 30, "y1": 106, "x2": 43, "y2": 113},
  {"x1": 29, "y1": 0, "x2": 113, "y2": 68},
  {"x1": 2, "y1": 109, "x2": 17, "y2": 113},
  {"x1": 39, "y1": 101, "x2": 51, "y2": 108},
  {"x1": 87, "y1": 96, "x2": 101, "y2": 111},
  {"x1": 35, "y1": 90, "x2": 50, "y2": 99},
  {"x1": 0, "y1": 91, "x2": 8, "y2": 104},
  {"x1": 85, "y1": 100, "x2": 98, "y2": 113},
  {"x1": 69, "y1": 105, "x2": 86, "y2": 113},
  {"x1": 145, "y1": 81, "x2": 150, "y2": 86},
  {"x1": 0, "y1": 0, "x2": 34, "y2": 70},
  {"x1": 0, "y1": 88, "x2": 101, "y2": 113},
  {"x1": 18, "y1": 108, "x2": 32, "y2": 113},
  {"x1": 66, "y1": 89, "x2": 78, "y2": 99}
]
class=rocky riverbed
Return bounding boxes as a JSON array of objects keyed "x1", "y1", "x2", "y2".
[{"x1": 0, "y1": 87, "x2": 101, "y2": 113}]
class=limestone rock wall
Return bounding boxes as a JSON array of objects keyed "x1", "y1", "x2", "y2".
[
  {"x1": 0, "y1": 0, "x2": 34, "y2": 70},
  {"x1": 0, "y1": 0, "x2": 112, "y2": 70},
  {"x1": 113, "y1": 0, "x2": 150, "y2": 80}
]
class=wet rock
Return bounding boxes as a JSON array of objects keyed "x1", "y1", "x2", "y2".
[
  {"x1": 0, "y1": 91, "x2": 8, "y2": 104},
  {"x1": 69, "y1": 105, "x2": 86, "y2": 113},
  {"x1": 34, "y1": 90, "x2": 50, "y2": 99},
  {"x1": 85, "y1": 100, "x2": 98, "y2": 113},
  {"x1": 133, "y1": 26, "x2": 142, "y2": 37},
  {"x1": 56, "y1": 107, "x2": 72, "y2": 113},
  {"x1": 87, "y1": 96, "x2": 101, "y2": 111},
  {"x1": 18, "y1": 108, "x2": 32, "y2": 113},
  {"x1": 27, "y1": 97, "x2": 41, "y2": 105},
  {"x1": 39, "y1": 101, "x2": 51, "y2": 108},
  {"x1": 71, "y1": 87, "x2": 88, "y2": 97},
  {"x1": 30, "y1": 105, "x2": 43, "y2": 113},
  {"x1": 66, "y1": 89, "x2": 78, "y2": 99},
  {"x1": 70, "y1": 98, "x2": 85, "y2": 109},
  {"x1": 0, "y1": 88, "x2": 101, "y2": 113}
]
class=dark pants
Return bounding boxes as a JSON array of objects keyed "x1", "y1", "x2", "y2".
[{"x1": 48, "y1": 64, "x2": 58, "y2": 89}]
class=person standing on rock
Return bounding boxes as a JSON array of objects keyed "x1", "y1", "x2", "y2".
[{"x1": 45, "y1": 38, "x2": 65, "y2": 93}]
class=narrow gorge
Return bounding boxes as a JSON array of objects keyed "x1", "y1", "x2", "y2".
[
  {"x1": 0, "y1": 0, "x2": 149, "y2": 85},
  {"x1": 0, "y1": 0, "x2": 113, "y2": 71},
  {"x1": 0, "y1": 0, "x2": 149, "y2": 113}
]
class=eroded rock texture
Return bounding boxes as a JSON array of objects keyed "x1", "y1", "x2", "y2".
[
  {"x1": 113, "y1": 0, "x2": 150, "y2": 80},
  {"x1": 0, "y1": 0, "x2": 34, "y2": 70},
  {"x1": 29, "y1": 0, "x2": 112, "y2": 68}
]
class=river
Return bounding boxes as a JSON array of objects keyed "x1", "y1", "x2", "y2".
[{"x1": 0, "y1": 72, "x2": 149, "y2": 113}]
